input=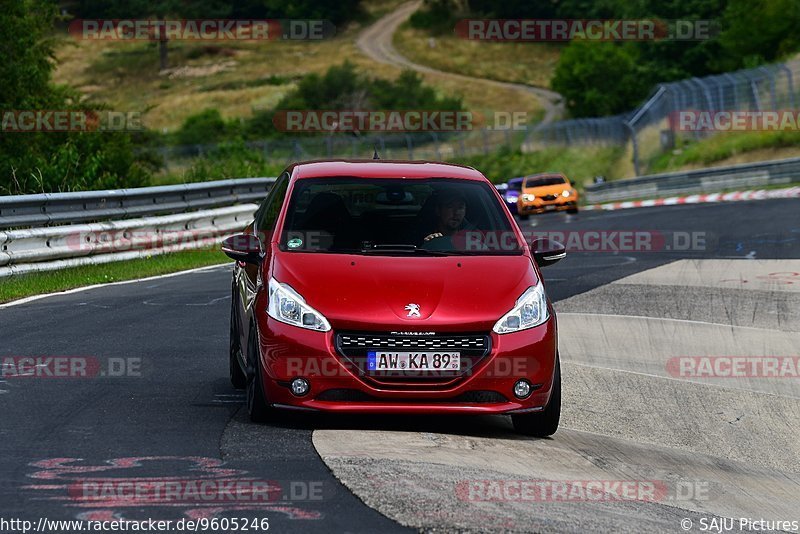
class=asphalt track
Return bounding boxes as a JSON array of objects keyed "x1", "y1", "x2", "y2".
[{"x1": 1, "y1": 198, "x2": 798, "y2": 532}]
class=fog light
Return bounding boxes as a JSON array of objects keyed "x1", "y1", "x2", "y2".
[
  {"x1": 513, "y1": 379, "x2": 532, "y2": 399},
  {"x1": 290, "y1": 378, "x2": 309, "y2": 396}
]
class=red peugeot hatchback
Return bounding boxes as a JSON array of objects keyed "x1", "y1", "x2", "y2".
[{"x1": 222, "y1": 160, "x2": 566, "y2": 436}]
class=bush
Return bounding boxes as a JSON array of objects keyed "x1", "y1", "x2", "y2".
[
  {"x1": 1, "y1": 131, "x2": 153, "y2": 194},
  {"x1": 176, "y1": 109, "x2": 231, "y2": 146},
  {"x1": 409, "y1": 0, "x2": 459, "y2": 35},
  {"x1": 241, "y1": 61, "x2": 465, "y2": 139}
]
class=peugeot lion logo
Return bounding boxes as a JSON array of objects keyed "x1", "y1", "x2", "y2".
[{"x1": 404, "y1": 303, "x2": 421, "y2": 318}]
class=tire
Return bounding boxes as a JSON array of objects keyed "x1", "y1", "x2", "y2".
[
  {"x1": 512, "y1": 354, "x2": 561, "y2": 437},
  {"x1": 246, "y1": 323, "x2": 272, "y2": 423},
  {"x1": 518, "y1": 214, "x2": 530, "y2": 221},
  {"x1": 229, "y1": 286, "x2": 247, "y2": 390},
  {"x1": 567, "y1": 207, "x2": 579, "y2": 214}
]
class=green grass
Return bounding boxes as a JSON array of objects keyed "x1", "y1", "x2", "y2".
[
  {"x1": 0, "y1": 249, "x2": 230, "y2": 304},
  {"x1": 649, "y1": 130, "x2": 800, "y2": 172}
]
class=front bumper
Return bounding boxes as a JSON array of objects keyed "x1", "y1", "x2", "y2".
[
  {"x1": 254, "y1": 313, "x2": 558, "y2": 414},
  {"x1": 518, "y1": 198, "x2": 578, "y2": 214}
]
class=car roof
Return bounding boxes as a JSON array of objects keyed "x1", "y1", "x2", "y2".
[
  {"x1": 287, "y1": 159, "x2": 486, "y2": 181},
  {"x1": 524, "y1": 172, "x2": 566, "y2": 180}
]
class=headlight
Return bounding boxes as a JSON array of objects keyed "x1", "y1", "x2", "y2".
[
  {"x1": 562, "y1": 189, "x2": 570, "y2": 197},
  {"x1": 493, "y1": 284, "x2": 549, "y2": 334},
  {"x1": 522, "y1": 194, "x2": 535, "y2": 202},
  {"x1": 507, "y1": 195, "x2": 519, "y2": 203},
  {"x1": 267, "y1": 277, "x2": 330, "y2": 331}
]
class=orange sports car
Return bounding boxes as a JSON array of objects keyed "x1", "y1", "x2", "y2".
[{"x1": 517, "y1": 173, "x2": 579, "y2": 218}]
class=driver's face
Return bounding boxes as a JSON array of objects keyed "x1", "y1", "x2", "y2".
[{"x1": 437, "y1": 199, "x2": 466, "y2": 231}]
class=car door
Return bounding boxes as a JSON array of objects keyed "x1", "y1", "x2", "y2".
[{"x1": 236, "y1": 172, "x2": 290, "y2": 354}]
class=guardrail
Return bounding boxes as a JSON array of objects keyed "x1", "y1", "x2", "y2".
[
  {"x1": 584, "y1": 156, "x2": 800, "y2": 203},
  {"x1": 0, "y1": 177, "x2": 274, "y2": 229},
  {"x1": 1, "y1": 158, "x2": 797, "y2": 278},
  {"x1": 0, "y1": 178, "x2": 274, "y2": 277},
  {"x1": 0, "y1": 204, "x2": 257, "y2": 277}
]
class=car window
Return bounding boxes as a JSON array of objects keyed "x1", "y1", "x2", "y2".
[
  {"x1": 524, "y1": 175, "x2": 566, "y2": 187},
  {"x1": 255, "y1": 172, "x2": 290, "y2": 236},
  {"x1": 279, "y1": 177, "x2": 522, "y2": 256}
]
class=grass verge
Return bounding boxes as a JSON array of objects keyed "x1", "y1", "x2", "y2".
[
  {"x1": 393, "y1": 24, "x2": 560, "y2": 89},
  {"x1": 0, "y1": 249, "x2": 229, "y2": 304},
  {"x1": 649, "y1": 131, "x2": 800, "y2": 172}
]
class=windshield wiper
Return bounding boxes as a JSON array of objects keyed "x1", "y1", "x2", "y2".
[{"x1": 360, "y1": 243, "x2": 453, "y2": 256}]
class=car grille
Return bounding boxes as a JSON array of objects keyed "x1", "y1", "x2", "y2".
[
  {"x1": 338, "y1": 333, "x2": 488, "y2": 351},
  {"x1": 334, "y1": 331, "x2": 492, "y2": 390},
  {"x1": 316, "y1": 389, "x2": 507, "y2": 403},
  {"x1": 541, "y1": 194, "x2": 558, "y2": 201}
]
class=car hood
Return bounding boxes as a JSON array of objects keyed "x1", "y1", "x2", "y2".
[{"x1": 271, "y1": 252, "x2": 538, "y2": 331}]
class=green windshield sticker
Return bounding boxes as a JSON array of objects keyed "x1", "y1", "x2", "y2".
[{"x1": 287, "y1": 237, "x2": 303, "y2": 248}]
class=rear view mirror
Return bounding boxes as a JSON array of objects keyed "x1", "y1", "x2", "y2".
[
  {"x1": 531, "y1": 238, "x2": 566, "y2": 267},
  {"x1": 221, "y1": 234, "x2": 263, "y2": 265}
]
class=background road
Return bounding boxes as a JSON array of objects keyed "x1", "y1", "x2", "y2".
[{"x1": 1, "y1": 199, "x2": 798, "y2": 532}]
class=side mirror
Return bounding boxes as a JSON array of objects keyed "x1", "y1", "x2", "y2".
[
  {"x1": 221, "y1": 234, "x2": 263, "y2": 265},
  {"x1": 531, "y1": 238, "x2": 566, "y2": 267}
]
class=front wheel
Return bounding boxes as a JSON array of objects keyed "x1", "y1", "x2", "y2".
[
  {"x1": 518, "y1": 214, "x2": 530, "y2": 221},
  {"x1": 512, "y1": 354, "x2": 561, "y2": 437},
  {"x1": 567, "y1": 207, "x2": 579, "y2": 214},
  {"x1": 229, "y1": 286, "x2": 247, "y2": 390},
  {"x1": 246, "y1": 324, "x2": 273, "y2": 423}
]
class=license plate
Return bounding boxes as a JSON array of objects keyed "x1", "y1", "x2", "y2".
[
  {"x1": 545, "y1": 204, "x2": 557, "y2": 210},
  {"x1": 367, "y1": 351, "x2": 461, "y2": 371}
]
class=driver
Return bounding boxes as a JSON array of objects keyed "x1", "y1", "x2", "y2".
[{"x1": 422, "y1": 190, "x2": 470, "y2": 245}]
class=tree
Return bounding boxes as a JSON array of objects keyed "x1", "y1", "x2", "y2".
[
  {"x1": 0, "y1": 0, "x2": 153, "y2": 194},
  {"x1": 0, "y1": 0, "x2": 58, "y2": 110},
  {"x1": 551, "y1": 41, "x2": 650, "y2": 117},
  {"x1": 717, "y1": 0, "x2": 800, "y2": 70}
]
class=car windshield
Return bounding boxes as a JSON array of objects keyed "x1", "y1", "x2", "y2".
[
  {"x1": 280, "y1": 177, "x2": 522, "y2": 256},
  {"x1": 525, "y1": 175, "x2": 566, "y2": 187}
]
